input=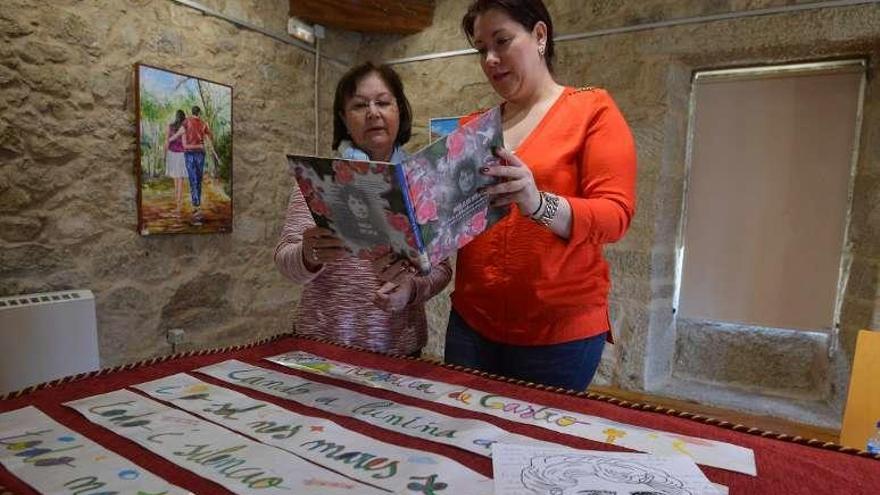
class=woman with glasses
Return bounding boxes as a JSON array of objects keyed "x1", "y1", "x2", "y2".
[{"x1": 275, "y1": 62, "x2": 452, "y2": 357}]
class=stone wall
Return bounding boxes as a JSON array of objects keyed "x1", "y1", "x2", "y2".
[
  {"x1": 2, "y1": 0, "x2": 878, "y2": 427},
  {"x1": 358, "y1": 0, "x2": 880, "y2": 426},
  {"x1": 0, "y1": 0, "x2": 357, "y2": 365}
]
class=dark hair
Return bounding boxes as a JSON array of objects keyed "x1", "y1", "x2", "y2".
[
  {"x1": 332, "y1": 62, "x2": 412, "y2": 151},
  {"x1": 191, "y1": 106, "x2": 201, "y2": 116},
  {"x1": 340, "y1": 184, "x2": 371, "y2": 209},
  {"x1": 170, "y1": 109, "x2": 186, "y2": 132},
  {"x1": 455, "y1": 162, "x2": 477, "y2": 194},
  {"x1": 461, "y1": 0, "x2": 555, "y2": 73}
]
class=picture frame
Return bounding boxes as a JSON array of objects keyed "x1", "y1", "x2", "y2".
[
  {"x1": 429, "y1": 115, "x2": 463, "y2": 143},
  {"x1": 134, "y1": 63, "x2": 233, "y2": 235}
]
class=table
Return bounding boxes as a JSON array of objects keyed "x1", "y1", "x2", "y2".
[{"x1": 1, "y1": 334, "x2": 878, "y2": 494}]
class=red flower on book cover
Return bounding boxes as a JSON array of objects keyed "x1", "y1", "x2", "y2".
[
  {"x1": 416, "y1": 198, "x2": 438, "y2": 223},
  {"x1": 405, "y1": 230, "x2": 418, "y2": 250},
  {"x1": 298, "y1": 178, "x2": 315, "y2": 198},
  {"x1": 456, "y1": 232, "x2": 474, "y2": 249},
  {"x1": 351, "y1": 161, "x2": 370, "y2": 174},
  {"x1": 385, "y1": 212, "x2": 410, "y2": 233},
  {"x1": 311, "y1": 197, "x2": 330, "y2": 217},
  {"x1": 408, "y1": 176, "x2": 425, "y2": 198},
  {"x1": 466, "y1": 210, "x2": 487, "y2": 235},
  {"x1": 372, "y1": 163, "x2": 387, "y2": 175},
  {"x1": 332, "y1": 160, "x2": 355, "y2": 184},
  {"x1": 447, "y1": 131, "x2": 465, "y2": 161}
]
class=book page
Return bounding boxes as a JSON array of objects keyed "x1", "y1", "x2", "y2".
[
  {"x1": 288, "y1": 156, "x2": 420, "y2": 261},
  {"x1": 405, "y1": 107, "x2": 508, "y2": 264}
]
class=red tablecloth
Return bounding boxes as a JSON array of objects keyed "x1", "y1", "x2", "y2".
[{"x1": 1, "y1": 335, "x2": 877, "y2": 494}]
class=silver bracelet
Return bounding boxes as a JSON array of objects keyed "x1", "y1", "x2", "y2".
[
  {"x1": 527, "y1": 192, "x2": 544, "y2": 217},
  {"x1": 533, "y1": 192, "x2": 560, "y2": 227},
  {"x1": 529, "y1": 191, "x2": 546, "y2": 220}
]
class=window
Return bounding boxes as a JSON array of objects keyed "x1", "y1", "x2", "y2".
[{"x1": 675, "y1": 60, "x2": 865, "y2": 331}]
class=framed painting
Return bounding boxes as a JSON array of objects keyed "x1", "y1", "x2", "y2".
[
  {"x1": 135, "y1": 63, "x2": 233, "y2": 234},
  {"x1": 429, "y1": 116, "x2": 463, "y2": 143}
]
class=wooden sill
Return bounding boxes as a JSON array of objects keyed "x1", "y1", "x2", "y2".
[{"x1": 588, "y1": 385, "x2": 840, "y2": 444}]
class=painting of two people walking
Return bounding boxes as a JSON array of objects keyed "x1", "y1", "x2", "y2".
[{"x1": 135, "y1": 63, "x2": 232, "y2": 235}]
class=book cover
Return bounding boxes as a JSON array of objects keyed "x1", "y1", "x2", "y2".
[
  {"x1": 289, "y1": 157, "x2": 420, "y2": 263},
  {"x1": 287, "y1": 106, "x2": 506, "y2": 270},
  {"x1": 405, "y1": 107, "x2": 506, "y2": 265}
]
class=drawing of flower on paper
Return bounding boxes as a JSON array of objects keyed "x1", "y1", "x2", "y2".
[{"x1": 521, "y1": 454, "x2": 692, "y2": 495}]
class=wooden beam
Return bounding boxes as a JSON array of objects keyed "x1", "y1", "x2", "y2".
[{"x1": 290, "y1": 0, "x2": 434, "y2": 35}]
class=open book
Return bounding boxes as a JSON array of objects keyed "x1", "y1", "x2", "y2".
[{"x1": 287, "y1": 107, "x2": 507, "y2": 273}]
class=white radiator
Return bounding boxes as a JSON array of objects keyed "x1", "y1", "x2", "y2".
[{"x1": 0, "y1": 290, "x2": 100, "y2": 394}]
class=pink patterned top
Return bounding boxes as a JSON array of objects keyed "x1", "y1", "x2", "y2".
[{"x1": 274, "y1": 187, "x2": 453, "y2": 355}]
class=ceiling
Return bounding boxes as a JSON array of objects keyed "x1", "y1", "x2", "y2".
[{"x1": 289, "y1": 0, "x2": 435, "y2": 35}]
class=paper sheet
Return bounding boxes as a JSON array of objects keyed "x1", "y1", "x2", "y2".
[
  {"x1": 491, "y1": 443, "x2": 720, "y2": 495},
  {"x1": 65, "y1": 389, "x2": 391, "y2": 494},
  {"x1": 197, "y1": 360, "x2": 559, "y2": 457},
  {"x1": 0, "y1": 406, "x2": 189, "y2": 495},
  {"x1": 133, "y1": 373, "x2": 494, "y2": 494},
  {"x1": 266, "y1": 351, "x2": 756, "y2": 476}
]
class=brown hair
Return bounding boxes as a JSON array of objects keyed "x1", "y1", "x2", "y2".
[
  {"x1": 332, "y1": 62, "x2": 413, "y2": 151},
  {"x1": 461, "y1": 0, "x2": 555, "y2": 72}
]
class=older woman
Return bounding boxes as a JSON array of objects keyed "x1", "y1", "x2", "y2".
[
  {"x1": 445, "y1": 0, "x2": 637, "y2": 389},
  {"x1": 275, "y1": 62, "x2": 453, "y2": 356}
]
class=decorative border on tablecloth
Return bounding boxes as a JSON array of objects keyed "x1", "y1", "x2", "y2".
[
  {"x1": 0, "y1": 333, "x2": 295, "y2": 401},
  {"x1": 289, "y1": 334, "x2": 880, "y2": 462},
  {"x1": 1, "y1": 331, "x2": 876, "y2": 467}
]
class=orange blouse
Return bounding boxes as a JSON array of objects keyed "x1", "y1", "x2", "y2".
[{"x1": 452, "y1": 87, "x2": 637, "y2": 345}]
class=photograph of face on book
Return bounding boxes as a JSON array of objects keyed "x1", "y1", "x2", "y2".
[{"x1": 287, "y1": 107, "x2": 507, "y2": 272}]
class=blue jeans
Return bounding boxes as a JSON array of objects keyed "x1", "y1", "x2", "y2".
[
  {"x1": 184, "y1": 151, "x2": 205, "y2": 207},
  {"x1": 444, "y1": 310, "x2": 607, "y2": 390}
]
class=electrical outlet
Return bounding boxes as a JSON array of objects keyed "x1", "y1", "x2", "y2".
[{"x1": 167, "y1": 328, "x2": 186, "y2": 346}]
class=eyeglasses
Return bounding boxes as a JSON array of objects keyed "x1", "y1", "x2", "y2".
[{"x1": 345, "y1": 98, "x2": 398, "y2": 115}]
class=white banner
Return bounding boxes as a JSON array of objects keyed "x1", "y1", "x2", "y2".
[
  {"x1": 133, "y1": 373, "x2": 493, "y2": 494},
  {"x1": 64, "y1": 390, "x2": 392, "y2": 494},
  {"x1": 266, "y1": 351, "x2": 757, "y2": 476},
  {"x1": 0, "y1": 406, "x2": 188, "y2": 495},
  {"x1": 197, "y1": 360, "x2": 559, "y2": 458}
]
